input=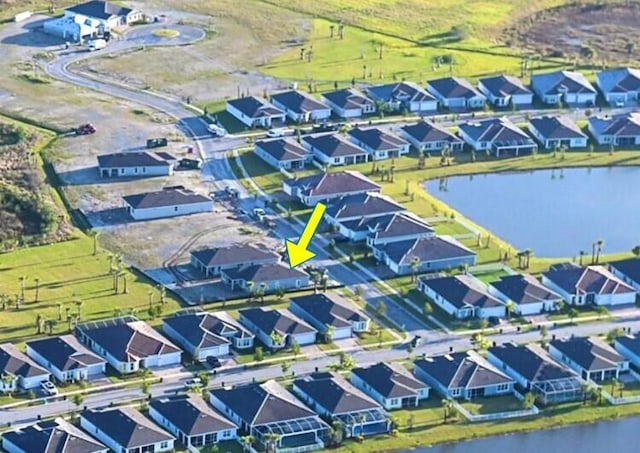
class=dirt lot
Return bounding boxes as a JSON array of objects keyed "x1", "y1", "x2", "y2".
[{"x1": 507, "y1": 3, "x2": 640, "y2": 64}]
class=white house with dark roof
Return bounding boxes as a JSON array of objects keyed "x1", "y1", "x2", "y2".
[
  {"x1": 325, "y1": 192, "x2": 405, "y2": 235},
  {"x1": 221, "y1": 263, "x2": 309, "y2": 293},
  {"x1": 414, "y1": 351, "x2": 515, "y2": 400},
  {"x1": 530, "y1": 70, "x2": 597, "y2": 105},
  {"x1": 366, "y1": 81, "x2": 438, "y2": 113},
  {"x1": 541, "y1": 265, "x2": 635, "y2": 306},
  {"x1": 226, "y1": 96, "x2": 286, "y2": 128},
  {"x1": 478, "y1": 75, "x2": 533, "y2": 107},
  {"x1": 596, "y1": 67, "x2": 640, "y2": 105},
  {"x1": 400, "y1": 120, "x2": 464, "y2": 152},
  {"x1": 2, "y1": 418, "x2": 108, "y2": 453},
  {"x1": 350, "y1": 362, "x2": 429, "y2": 410},
  {"x1": 254, "y1": 138, "x2": 311, "y2": 170},
  {"x1": 426, "y1": 77, "x2": 486, "y2": 109},
  {"x1": 588, "y1": 112, "x2": 640, "y2": 146},
  {"x1": 289, "y1": 293, "x2": 369, "y2": 340},
  {"x1": 26, "y1": 335, "x2": 106, "y2": 382},
  {"x1": 123, "y1": 186, "x2": 213, "y2": 221},
  {"x1": 238, "y1": 307, "x2": 317, "y2": 349},
  {"x1": 302, "y1": 134, "x2": 368, "y2": 166},
  {"x1": 190, "y1": 244, "x2": 280, "y2": 278},
  {"x1": 488, "y1": 273, "x2": 563, "y2": 316},
  {"x1": 417, "y1": 274, "x2": 506, "y2": 319},
  {"x1": 348, "y1": 127, "x2": 410, "y2": 160},
  {"x1": 321, "y1": 88, "x2": 375, "y2": 118},
  {"x1": 364, "y1": 212, "x2": 434, "y2": 246},
  {"x1": 458, "y1": 117, "x2": 537, "y2": 157},
  {"x1": 271, "y1": 90, "x2": 331, "y2": 123},
  {"x1": 97, "y1": 151, "x2": 175, "y2": 178},
  {"x1": 609, "y1": 257, "x2": 640, "y2": 293},
  {"x1": 80, "y1": 407, "x2": 175, "y2": 453},
  {"x1": 614, "y1": 334, "x2": 640, "y2": 368},
  {"x1": 549, "y1": 337, "x2": 629, "y2": 382},
  {"x1": 528, "y1": 115, "x2": 588, "y2": 149},
  {"x1": 0, "y1": 343, "x2": 50, "y2": 393},
  {"x1": 149, "y1": 395, "x2": 238, "y2": 448},
  {"x1": 283, "y1": 171, "x2": 380, "y2": 206}
]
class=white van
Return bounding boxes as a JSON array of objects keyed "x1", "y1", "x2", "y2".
[
  {"x1": 267, "y1": 127, "x2": 294, "y2": 138},
  {"x1": 88, "y1": 39, "x2": 106, "y2": 51}
]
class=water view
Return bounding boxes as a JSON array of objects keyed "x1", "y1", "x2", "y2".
[{"x1": 424, "y1": 167, "x2": 640, "y2": 258}]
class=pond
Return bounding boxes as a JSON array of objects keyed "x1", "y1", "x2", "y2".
[{"x1": 424, "y1": 167, "x2": 640, "y2": 257}]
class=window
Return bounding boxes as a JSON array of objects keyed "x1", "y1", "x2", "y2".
[
  {"x1": 174, "y1": 206, "x2": 178, "y2": 212},
  {"x1": 451, "y1": 388, "x2": 461, "y2": 396},
  {"x1": 160, "y1": 441, "x2": 169, "y2": 449},
  {"x1": 134, "y1": 168, "x2": 138, "y2": 173},
  {"x1": 496, "y1": 384, "x2": 510, "y2": 392}
]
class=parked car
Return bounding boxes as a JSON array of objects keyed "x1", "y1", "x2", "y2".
[
  {"x1": 146, "y1": 137, "x2": 168, "y2": 148},
  {"x1": 252, "y1": 208, "x2": 266, "y2": 221},
  {"x1": 184, "y1": 378, "x2": 203, "y2": 389},
  {"x1": 179, "y1": 158, "x2": 203, "y2": 169},
  {"x1": 40, "y1": 381, "x2": 58, "y2": 396},
  {"x1": 312, "y1": 122, "x2": 343, "y2": 133},
  {"x1": 488, "y1": 316, "x2": 504, "y2": 326},
  {"x1": 206, "y1": 356, "x2": 222, "y2": 369},
  {"x1": 87, "y1": 38, "x2": 106, "y2": 51},
  {"x1": 208, "y1": 124, "x2": 226, "y2": 136},
  {"x1": 267, "y1": 127, "x2": 294, "y2": 137},
  {"x1": 410, "y1": 335, "x2": 422, "y2": 348},
  {"x1": 73, "y1": 123, "x2": 96, "y2": 135}
]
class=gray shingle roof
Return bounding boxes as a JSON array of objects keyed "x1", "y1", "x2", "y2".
[
  {"x1": 531, "y1": 70, "x2": 596, "y2": 95},
  {"x1": 479, "y1": 75, "x2": 531, "y2": 97},
  {"x1": 227, "y1": 96, "x2": 284, "y2": 118},
  {"x1": 529, "y1": 115, "x2": 587, "y2": 140},
  {"x1": 124, "y1": 187, "x2": 212, "y2": 209},
  {"x1": 542, "y1": 265, "x2": 634, "y2": 295},
  {"x1": 348, "y1": 127, "x2": 408, "y2": 151},
  {"x1": 488, "y1": 343, "x2": 576, "y2": 382},
  {"x1": 2, "y1": 418, "x2": 107, "y2": 453},
  {"x1": 66, "y1": 1, "x2": 133, "y2": 19},
  {"x1": 255, "y1": 138, "x2": 310, "y2": 162},
  {"x1": 321, "y1": 88, "x2": 374, "y2": 110},
  {"x1": 97, "y1": 152, "x2": 173, "y2": 169},
  {"x1": 150, "y1": 395, "x2": 236, "y2": 436},
  {"x1": 610, "y1": 257, "x2": 640, "y2": 285},
  {"x1": 302, "y1": 134, "x2": 367, "y2": 158},
  {"x1": 427, "y1": 77, "x2": 483, "y2": 99},
  {"x1": 0, "y1": 343, "x2": 48, "y2": 379},
  {"x1": 550, "y1": 337, "x2": 625, "y2": 372},
  {"x1": 615, "y1": 334, "x2": 640, "y2": 357},
  {"x1": 366, "y1": 81, "x2": 435, "y2": 103},
  {"x1": 376, "y1": 236, "x2": 475, "y2": 266},
  {"x1": 351, "y1": 362, "x2": 427, "y2": 399},
  {"x1": 289, "y1": 293, "x2": 368, "y2": 330},
  {"x1": 589, "y1": 112, "x2": 640, "y2": 137},
  {"x1": 191, "y1": 244, "x2": 280, "y2": 268},
  {"x1": 400, "y1": 120, "x2": 462, "y2": 145},
  {"x1": 418, "y1": 274, "x2": 503, "y2": 309},
  {"x1": 163, "y1": 313, "x2": 232, "y2": 350},
  {"x1": 366, "y1": 213, "x2": 434, "y2": 241},
  {"x1": 285, "y1": 171, "x2": 380, "y2": 198},
  {"x1": 271, "y1": 90, "x2": 328, "y2": 114},
  {"x1": 238, "y1": 307, "x2": 316, "y2": 337},
  {"x1": 325, "y1": 192, "x2": 404, "y2": 221},
  {"x1": 222, "y1": 263, "x2": 308, "y2": 284},
  {"x1": 26, "y1": 335, "x2": 105, "y2": 372},
  {"x1": 491, "y1": 274, "x2": 562, "y2": 306},
  {"x1": 459, "y1": 117, "x2": 533, "y2": 144},
  {"x1": 596, "y1": 68, "x2": 640, "y2": 94},
  {"x1": 294, "y1": 373, "x2": 381, "y2": 415}
]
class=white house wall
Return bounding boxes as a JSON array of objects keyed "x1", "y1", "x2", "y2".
[{"x1": 129, "y1": 200, "x2": 213, "y2": 221}]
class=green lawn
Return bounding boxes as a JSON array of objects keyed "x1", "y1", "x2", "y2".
[
  {"x1": 460, "y1": 395, "x2": 526, "y2": 415},
  {"x1": 356, "y1": 328, "x2": 397, "y2": 346},
  {"x1": 601, "y1": 379, "x2": 640, "y2": 397},
  {"x1": 472, "y1": 269, "x2": 511, "y2": 284},
  {"x1": 431, "y1": 220, "x2": 472, "y2": 236}
]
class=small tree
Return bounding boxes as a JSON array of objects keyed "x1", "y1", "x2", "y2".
[
  {"x1": 254, "y1": 346, "x2": 264, "y2": 362},
  {"x1": 72, "y1": 393, "x2": 84, "y2": 415},
  {"x1": 374, "y1": 301, "x2": 387, "y2": 318},
  {"x1": 281, "y1": 361, "x2": 291, "y2": 376},
  {"x1": 567, "y1": 307, "x2": 579, "y2": 323},
  {"x1": 290, "y1": 339, "x2": 301, "y2": 357},
  {"x1": 197, "y1": 371, "x2": 210, "y2": 387},
  {"x1": 523, "y1": 392, "x2": 536, "y2": 409}
]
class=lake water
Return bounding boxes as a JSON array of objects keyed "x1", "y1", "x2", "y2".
[
  {"x1": 408, "y1": 416, "x2": 640, "y2": 452},
  {"x1": 424, "y1": 167, "x2": 640, "y2": 257}
]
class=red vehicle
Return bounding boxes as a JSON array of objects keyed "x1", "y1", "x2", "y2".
[{"x1": 74, "y1": 123, "x2": 96, "y2": 135}]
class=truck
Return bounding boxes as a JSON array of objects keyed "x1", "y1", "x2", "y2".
[
  {"x1": 88, "y1": 39, "x2": 106, "y2": 51},
  {"x1": 146, "y1": 137, "x2": 168, "y2": 149},
  {"x1": 178, "y1": 158, "x2": 203, "y2": 169}
]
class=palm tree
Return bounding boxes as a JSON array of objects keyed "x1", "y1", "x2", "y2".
[
  {"x1": 246, "y1": 281, "x2": 255, "y2": 299},
  {"x1": 74, "y1": 299, "x2": 83, "y2": 318},
  {"x1": 540, "y1": 324, "x2": 549, "y2": 345},
  {"x1": 523, "y1": 392, "x2": 536, "y2": 409},
  {"x1": 321, "y1": 272, "x2": 329, "y2": 292},
  {"x1": 504, "y1": 301, "x2": 516, "y2": 319},
  {"x1": 19, "y1": 276, "x2": 26, "y2": 302},
  {"x1": 72, "y1": 393, "x2": 85, "y2": 413},
  {"x1": 270, "y1": 330, "x2": 284, "y2": 349},
  {"x1": 36, "y1": 313, "x2": 44, "y2": 334},
  {"x1": 1, "y1": 374, "x2": 15, "y2": 394},
  {"x1": 34, "y1": 278, "x2": 40, "y2": 303},
  {"x1": 441, "y1": 398, "x2": 453, "y2": 423},
  {"x1": 410, "y1": 256, "x2": 421, "y2": 283},
  {"x1": 330, "y1": 420, "x2": 344, "y2": 446},
  {"x1": 633, "y1": 245, "x2": 640, "y2": 257},
  {"x1": 324, "y1": 324, "x2": 335, "y2": 344},
  {"x1": 57, "y1": 302, "x2": 63, "y2": 321},
  {"x1": 240, "y1": 435, "x2": 254, "y2": 452},
  {"x1": 259, "y1": 283, "x2": 267, "y2": 303},
  {"x1": 595, "y1": 239, "x2": 604, "y2": 264},
  {"x1": 281, "y1": 361, "x2": 291, "y2": 376},
  {"x1": 579, "y1": 250, "x2": 586, "y2": 265},
  {"x1": 89, "y1": 230, "x2": 99, "y2": 255},
  {"x1": 290, "y1": 339, "x2": 301, "y2": 357},
  {"x1": 45, "y1": 319, "x2": 56, "y2": 335}
]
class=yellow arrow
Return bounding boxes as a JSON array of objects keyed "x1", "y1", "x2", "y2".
[{"x1": 286, "y1": 202, "x2": 326, "y2": 269}]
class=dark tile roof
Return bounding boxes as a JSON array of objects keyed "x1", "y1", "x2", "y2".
[
  {"x1": 615, "y1": 334, "x2": 640, "y2": 356},
  {"x1": 294, "y1": 373, "x2": 380, "y2": 414},
  {"x1": 2, "y1": 418, "x2": 107, "y2": 453},
  {"x1": 227, "y1": 96, "x2": 284, "y2": 118},
  {"x1": 550, "y1": 337, "x2": 625, "y2": 372},
  {"x1": 150, "y1": 395, "x2": 236, "y2": 436},
  {"x1": 542, "y1": 265, "x2": 634, "y2": 295},
  {"x1": 81, "y1": 408, "x2": 174, "y2": 449},
  {"x1": 366, "y1": 213, "x2": 434, "y2": 241},
  {"x1": 400, "y1": 120, "x2": 462, "y2": 144},
  {"x1": 222, "y1": 263, "x2": 308, "y2": 284},
  {"x1": 66, "y1": 1, "x2": 133, "y2": 19},
  {"x1": 351, "y1": 362, "x2": 426, "y2": 399},
  {"x1": 302, "y1": 134, "x2": 367, "y2": 158},
  {"x1": 348, "y1": 127, "x2": 408, "y2": 151},
  {"x1": 529, "y1": 115, "x2": 587, "y2": 140},
  {"x1": 97, "y1": 152, "x2": 173, "y2": 169},
  {"x1": 459, "y1": 117, "x2": 533, "y2": 145},
  {"x1": 238, "y1": 307, "x2": 316, "y2": 336},
  {"x1": 322, "y1": 88, "x2": 374, "y2": 110},
  {"x1": 427, "y1": 77, "x2": 483, "y2": 99},
  {"x1": 418, "y1": 274, "x2": 503, "y2": 309},
  {"x1": 289, "y1": 294, "x2": 368, "y2": 329},
  {"x1": 597, "y1": 68, "x2": 640, "y2": 93},
  {"x1": 163, "y1": 313, "x2": 232, "y2": 350},
  {"x1": 610, "y1": 257, "x2": 640, "y2": 284},
  {"x1": 376, "y1": 236, "x2": 475, "y2": 266},
  {"x1": 488, "y1": 343, "x2": 575, "y2": 382},
  {"x1": 124, "y1": 187, "x2": 212, "y2": 209},
  {"x1": 415, "y1": 351, "x2": 513, "y2": 390},
  {"x1": 531, "y1": 70, "x2": 596, "y2": 95},
  {"x1": 0, "y1": 343, "x2": 48, "y2": 379},
  {"x1": 491, "y1": 274, "x2": 562, "y2": 306},
  {"x1": 285, "y1": 171, "x2": 380, "y2": 198},
  {"x1": 191, "y1": 244, "x2": 280, "y2": 268},
  {"x1": 589, "y1": 112, "x2": 640, "y2": 137},
  {"x1": 366, "y1": 82, "x2": 435, "y2": 103},
  {"x1": 26, "y1": 335, "x2": 105, "y2": 372},
  {"x1": 325, "y1": 192, "x2": 404, "y2": 220},
  {"x1": 255, "y1": 138, "x2": 310, "y2": 162},
  {"x1": 479, "y1": 75, "x2": 531, "y2": 97},
  {"x1": 271, "y1": 90, "x2": 328, "y2": 114}
]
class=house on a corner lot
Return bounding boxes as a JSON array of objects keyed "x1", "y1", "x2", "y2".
[
  {"x1": 302, "y1": 134, "x2": 368, "y2": 166},
  {"x1": 588, "y1": 112, "x2": 640, "y2": 146},
  {"x1": 97, "y1": 151, "x2": 175, "y2": 178},
  {"x1": 596, "y1": 67, "x2": 640, "y2": 106},
  {"x1": 350, "y1": 362, "x2": 429, "y2": 410},
  {"x1": 80, "y1": 407, "x2": 175, "y2": 453},
  {"x1": 413, "y1": 351, "x2": 515, "y2": 400},
  {"x1": 348, "y1": 127, "x2": 410, "y2": 160},
  {"x1": 400, "y1": 120, "x2": 464, "y2": 152},
  {"x1": 489, "y1": 274, "x2": 563, "y2": 316},
  {"x1": 609, "y1": 258, "x2": 640, "y2": 293},
  {"x1": 528, "y1": 115, "x2": 588, "y2": 149},
  {"x1": 149, "y1": 395, "x2": 238, "y2": 448},
  {"x1": 271, "y1": 90, "x2": 331, "y2": 123},
  {"x1": 26, "y1": 335, "x2": 106, "y2": 383},
  {"x1": 289, "y1": 293, "x2": 369, "y2": 340},
  {"x1": 238, "y1": 307, "x2": 317, "y2": 349},
  {"x1": 549, "y1": 337, "x2": 628, "y2": 382},
  {"x1": 478, "y1": 75, "x2": 533, "y2": 107},
  {"x1": 541, "y1": 265, "x2": 635, "y2": 306},
  {"x1": 190, "y1": 244, "x2": 280, "y2": 278},
  {"x1": 366, "y1": 81, "x2": 438, "y2": 113},
  {"x1": 321, "y1": 88, "x2": 375, "y2": 118},
  {"x1": 221, "y1": 263, "x2": 309, "y2": 292},
  {"x1": 530, "y1": 70, "x2": 597, "y2": 106},
  {"x1": 293, "y1": 372, "x2": 390, "y2": 437},
  {"x1": 283, "y1": 171, "x2": 380, "y2": 206},
  {"x1": 426, "y1": 77, "x2": 486, "y2": 110},
  {"x1": 226, "y1": 96, "x2": 285, "y2": 128},
  {"x1": 458, "y1": 117, "x2": 537, "y2": 157},
  {"x1": 614, "y1": 334, "x2": 640, "y2": 368},
  {"x1": 123, "y1": 186, "x2": 213, "y2": 221},
  {"x1": 1, "y1": 418, "x2": 108, "y2": 453},
  {"x1": 0, "y1": 343, "x2": 49, "y2": 393},
  {"x1": 254, "y1": 138, "x2": 312, "y2": 170}
]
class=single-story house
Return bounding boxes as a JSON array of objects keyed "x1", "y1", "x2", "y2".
[
  {"x1": 254, "y1": 138, "x2": 312, "y2": 170},
  {"x1": 365, "y1": 81, "x2": 438, "y2": 113},
  {"x1": 348, "y1": 127, "x2": 410, "y2": 160},
  {"x1": 541, "y1": 265, "x2": 636, "y2": 306},
  {"x1": 478, "y1": 75, "x2": 533, "y2": 107},
  {"x1": 487, "y1": 343, "x2": 583, "y2": 404},
  {"x1": 80, "y1": 407, "x2": 175, "y2": 453},
  {"x1": 614, "y1": 334, "x2": 640, "y2": 368},
  {"x1": 365, "y1": 212, "x2": 435, "y2": 246},
  {"x1": 372, "y1": 236, "x2": 476, "y2": 276},
  {"x1": 301, "y1": 134, "x2": 368, "y2": 166},
  {"x1": 549, "y1": 337, "x2": 629, "y2": 382},
  {"x1": 588, "y1": 112, "x2": 640, "y2": 146},
  {"x1": 75, "y1": 317, "x2": 182, "y2": 375},
  {"x1": 97, "y1": 152, "x2": 175, "y2": 178},
  {"x1": 488, "y1": 273, "x2": 563, "y2": 316},
  {"x1": 530, "y1": 70, "x2": 597, "y2": 106},
  {"x1": 292, "y1": 372, "x2": 390, "y2": 437},
  {"x1": 149, "y1": 396, "x2": 238, "y2": 448},
  {"x1": 123, "y1": 186, "x2": 213, "y2": 221},
  {"x1": 595, "y1": 67, "x2": 640, "y2": 106},
  {"x1": 400, "y1": 120, "x2": 464, "y2": 152},
  {"x1": 221, "y1": 263, "x2": 310, "y2": 292},
  {"x1": 0, "y1": 343, "x2": 50, "y2": 393},
  {"x1": 209, "y1": 381, "x2": 331, "y2": 452},
  {"x1": 321, "y1": 88, "x2": 376, "y2": 118},
  {"x1": 43, "y1": 14, "x2": 102, "y2": 43},
  {"x1": 25, "y1": 335, "x2": 106, "y2": 383},
  {"x1": 528, "y1": 115, "x2": 589, "y2": 149},
  {"x1": 417, "y1": 274, "x2": 506, "y2": 320},
  {"x1": 426, "y1": 77, "x2": 486, "y2": 109},
  {"x1": 1, "y1": 418, "x2": 108, "y2": 453},
  {"x1": 283, "y1": 171, "x2": 381, "y2": 206},
  {"x1": 190, "y1": 244, "x2": 280, "y2": 278},
  {"x1": 350, "y1": 362, "x2": 430, "y2": 410},
  {"x1": 325, "y1": 192, "x2": 405, "y2": 228},
  {"x1": 458, "y1": 117, "x2": 538, "y2": 157},
  {"x1": 238, "y1": 307, "x2": 317, "y2": 349},
  {"x1": 271, "y1": 90, "x2": 331, "y2": 123},
  {"x1": 289, "y1": 293, "x2": 370, "y2": 340},
  {"x1": 226, "y1": 96, "x2": 286, "y2": 128},
  {"x1": 413, "y1": 351, "x2": 515, "y2": 400},
  {"x1": 609, "y1": 257, "x2": 640, "y2": 293}
]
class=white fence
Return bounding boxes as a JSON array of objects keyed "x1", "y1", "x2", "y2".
[
  {"x1": 453, "y1": 391, "x2": 539, "y2": 423},
  {"x1": 589, "y1": 371, "x2": 640, "y2": 405},
  {"x1": 14, "y1": 11, "x2": 31, "y2": 22}
]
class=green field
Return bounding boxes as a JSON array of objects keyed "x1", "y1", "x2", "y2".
[{"x1": 460, "y1": 395, "x2": 526, "y2": 415}]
